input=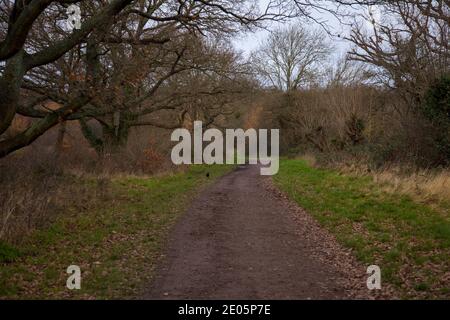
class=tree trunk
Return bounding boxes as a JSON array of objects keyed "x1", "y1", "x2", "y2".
[
  {"x1": 79, "y1": 111, "x2": 135, "y2": 156},
  {"x1": 0, "y1": 50, "x2": 25, "y2": 135},
  {"x1": 101, "y1": 112, "x2": 135, "y2": 154}
]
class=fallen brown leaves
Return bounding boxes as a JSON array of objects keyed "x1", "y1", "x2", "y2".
[{"x1": 264, "y1": 178, "x2": 398, "y2": 300}]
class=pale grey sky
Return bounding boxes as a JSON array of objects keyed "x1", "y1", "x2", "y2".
[
  {"x1": 232, "y1": 23, "x2": 352, "y2": 60},
  {"x1": 231, "y1": 0, "x2": 375, "y2": 60}
]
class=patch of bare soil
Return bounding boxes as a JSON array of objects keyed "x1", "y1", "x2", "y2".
[{"x1": 143, "y1": 165, "x2": 396, "y2": 299}]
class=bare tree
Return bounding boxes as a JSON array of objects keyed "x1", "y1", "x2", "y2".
[
  {"x1": 0, "y1": 0, "x2": 298, "y2": 158},
  {"x1": 251, "y1": 24, "x2": 332, "y2": 92},
  {"x1": 79, "y1": 35, "x2": 250, "y2": 154},
  {"x1": 346, "y1": 0, "x2": 449, "y2": 115},
  {"x1": 326, "y1": 55, "x2": 370, "y2": 87}
]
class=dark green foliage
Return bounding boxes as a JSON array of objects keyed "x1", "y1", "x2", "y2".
[
  {"x1": 421, "y1": 76, "x2": 450, "y2": 165},
  {"x1": 422, "y1": 75, "x2": 450, "y2": 127}
]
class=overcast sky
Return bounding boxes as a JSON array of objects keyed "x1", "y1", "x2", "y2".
[{"x1": 231, "y1": 0, "x2": 376, "y2": 60}]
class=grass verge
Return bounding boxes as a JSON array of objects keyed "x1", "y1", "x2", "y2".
[
  {"x1": 0, "y1": 165, "x2": 233, "y2": 299},
  {"x1": 273, "y1": 159, "x2": 450, "y2": 299}
]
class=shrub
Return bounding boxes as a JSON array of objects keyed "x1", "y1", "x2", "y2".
[
  {"x1": 422, "y1": 75, "x2": 450, "y2": 127},
  {"x1": 421, "y1": 76, "x2": 450, "y2": 165}
]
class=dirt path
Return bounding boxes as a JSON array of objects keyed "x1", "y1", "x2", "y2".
[{"x1": 143, "y1": 165, "x2": 375, "y2": 299}]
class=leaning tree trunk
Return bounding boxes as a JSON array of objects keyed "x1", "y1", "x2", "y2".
[{"x1": 0, "y1": 50, "x2": 25, "y2": 136}]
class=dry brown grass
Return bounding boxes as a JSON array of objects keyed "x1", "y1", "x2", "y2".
[
  {"x1": 0, "y1": 136, "x2": 172, "y2": 244},
  {"x1": 295, "y1": 153, "x2": 450, "y2": 206},
  {"x1": 0, "y1": 116, "x2": 191, "y2": 246},
  {"x1": 373, "y1": 169, "x2": 450, "y2": 205},
  {"x1": 0, "y1": 150, "x2": 110, "y2": 244},
  {"x1": 0, "y1": 168, "x2": 107, "y2": 244}
]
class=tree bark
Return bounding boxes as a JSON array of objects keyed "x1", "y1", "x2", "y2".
[
  {"x1": 0, "y1": 96, "x2": 89, "y2": 158},
  {"x1": 0, "y1": 50, "x2": 25, "y2": 135}
]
